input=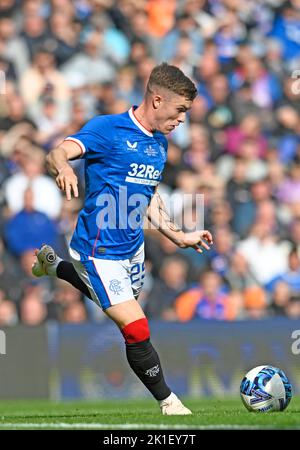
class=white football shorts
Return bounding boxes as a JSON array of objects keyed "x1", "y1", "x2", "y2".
[{"x1": 69, "y1": 244, "x2": 145, "y2": 310}]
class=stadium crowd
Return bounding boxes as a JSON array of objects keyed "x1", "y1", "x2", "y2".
[{"x1": 0, "y1": 0, "x2": 300, "y2": 326}]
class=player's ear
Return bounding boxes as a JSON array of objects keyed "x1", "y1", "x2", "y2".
[{"x1": 153, "y1": 94, "x2": 163, "y2": 110}]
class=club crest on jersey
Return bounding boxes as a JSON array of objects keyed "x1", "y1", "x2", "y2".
[
  {"x1": 145, "y1": 365, "x2": 160, "y2": 377},
  {"x1": 126, "y1": 140, "x2": 138, "y2": 151},
  {"x1": 144, "y1": 145, "x2": 158, "y2": 157},
  {"x1": 109, "y1": 279, "x2": 124, "y2": 295}
]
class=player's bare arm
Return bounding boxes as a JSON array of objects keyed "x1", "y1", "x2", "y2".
[
  {"x1": 46, "y1": 140, "x2": 80, "y2": 201},
  {"x1": 147, "y1": 189, "x2": 213, "y2": 253}
]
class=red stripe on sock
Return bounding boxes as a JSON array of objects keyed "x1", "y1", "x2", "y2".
[{"x1": 121, "y1": 318, "x2": 150, "y2": 344}]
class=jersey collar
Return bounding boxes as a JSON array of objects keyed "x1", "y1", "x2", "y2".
[{"x1": 128, "y1": 106, "x2": 153, "y2": 137}]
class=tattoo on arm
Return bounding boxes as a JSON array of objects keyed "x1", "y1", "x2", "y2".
[{"x1": 155, "y1": 191, "x2": 181, "y2": 233}]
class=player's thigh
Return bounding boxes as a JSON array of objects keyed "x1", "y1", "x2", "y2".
[{"x1": 105, "y1": 299, "x2": 146, "y2": 328}]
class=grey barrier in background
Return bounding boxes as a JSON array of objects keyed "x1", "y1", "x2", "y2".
[
  {"x1": 0, "y1": 325, "x2": 49, "y2": 398},
  {"x1": 0, "y1": 320, "x2": 300, "y2": 399},
  {"x1": 48, "y1": 320, "x2": 300, "y2": 400}
]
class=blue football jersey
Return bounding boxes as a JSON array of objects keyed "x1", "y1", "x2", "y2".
[{"x1": 65, "y1": 107, "x2": 168, "y2": 260}]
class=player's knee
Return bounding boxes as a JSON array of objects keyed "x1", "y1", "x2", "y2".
[{"x1": 121, "y1": 318, "x2": 150, "y2": 344}]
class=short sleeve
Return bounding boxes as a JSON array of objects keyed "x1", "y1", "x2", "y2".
[{"x1": 64, "y1": 116, "x2": 113, "y2": 159}]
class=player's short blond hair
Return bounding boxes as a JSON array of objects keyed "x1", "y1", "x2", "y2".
[{"x1": 146, "y1": 62, "x2": 197, "y2": 101}]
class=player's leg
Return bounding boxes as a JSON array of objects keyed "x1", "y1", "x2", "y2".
[
  {"x1": 105, "y1": 299, "x2": 191, "y2": 415},
  {"x1": 106, "y1": 300, "x2": 170, "y2": 398},
  {"x1": 57, "y1": 261, "x2": 92, "y2": 299},
  {"x1": 32, "y1": 244, "x2": 92, "y2": 299},
  {"x1": 83, "y1": 253, "x2": 191, "y2": 415},
  {"x1": 32, "y1": 245, "x2": 191, "y2": 414}
]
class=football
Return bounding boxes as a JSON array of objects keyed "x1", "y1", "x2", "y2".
[{"x1": 240, "y1": 365, "x2": 292, "y2": 412}]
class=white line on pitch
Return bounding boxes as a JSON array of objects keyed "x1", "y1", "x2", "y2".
[{"x1": 0, "y1": 423, "x2": 283, "y2": 430}]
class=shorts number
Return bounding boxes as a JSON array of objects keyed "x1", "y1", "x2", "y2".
[{"x1": 131, "y1": 262, "x2": 145, "y2": 285}]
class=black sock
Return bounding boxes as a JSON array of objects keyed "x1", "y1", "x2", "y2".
[
  {"x1": 56, "y1": 261, "x2": 92, "y2": 300},
  {"x1": 126, "y1": 339, "x2": 171, "y2": 401}
]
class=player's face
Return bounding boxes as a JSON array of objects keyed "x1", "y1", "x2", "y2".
[{"x1": 153, "y1": 92, "x2": 193, "y2": 135}]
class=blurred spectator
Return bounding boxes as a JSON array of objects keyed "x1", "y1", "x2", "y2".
[
  {"x1": 243, "y1": 285, "x2": 268, "y2": 320},
  {"x1": 276, "y1": 161, "x2": 300, "y2": 207},
  {"x1": 0, "y1": 54, "x2": 16, "y2": 83},
  {"x1": 169, "y1": 32, "x2": 198, "y2": 77},
  {"x1": 206, "y1": 226, "x2": 234, "y2": 276},
  {"x1": 223, "y1": 114, "x2": 268, "y2": 158},
  {"x1": 144, "y1": 232, "x2": 186, "y2": 278},
  {"x1": 207, "y1": 201, "x2": 232, "y2": 231},
  {"x1": 4, "y1": 185, "x2": 59, "y2": 256},
  {"x1": 267, "y1": 246, "x2": 300, "y2": 295},
  {"x1": 280, "y1": 77, "x2": 300, "y2": 114},
  {"x1": 19, "y1": 291, "x2": 48, "y2": 325},
  {"x1": 0, "y1": 0, "x2": 17, "y2": 17},
  {"x1": 116, "y1": 65, "x2": 141, "y2": 106},
  {"x1": 253, "y1": 198, "x2": 284, "y2": 239},
  {"x1": 230, "y1": 80, "x2": 261, "y2": 122},
  {"x1": 287, "y1": 219, "x2": 300, "y2": 254},
  {"x1": 237, "y1": 56, "x2": 282, "y2": 108},
  {"x1": 168, "y1": 168, "x2": 199, "y2": 223},
  {"x1": 56, "y1": 197, "x2": 82, "y2": 253},
  {"x1": 217, "y1": 138, "x2": 268, "y2": 183},
  {"x1": 53, "y1": 279, "x2": 83, "y2": 307},
  {"x1": 0, "y1": 238, "x2": 24, "y2": 302},
  {"x1": 214, "y1": 10, "x2": 246, "y2": 65},
  {"x1": 195, "y1": 43, "x2": 220, "y2": 91},
  {"x1": 61, "y1": 30, "x2": 116, "y2": 87},
  {"x1": 34, "y1": 96, "x2": 67, "y2": 146},
  {"x1": 274, "y1": 105, "x2": 300, "y2": 163},
  {"x1": 264, "y1": 38, "x2": 285, "y2": 78},
  {"x1": 269, "y1": 0, "x2": 300, "y2": 66},
  {"x1": 146, "y1": 0, "x2": 176, "y2": 39},
  {"x1": 183, "y1": 124, "x2": 211, "y2": 173},
  {"x1": 160, "y1": 140, "x2": 185, "y2": 190},
  {"x1": 225, "y1": 157, "x2": 255, "y2": 237},
  {"x1": 175, "y1": 270, "x2": 242, "y2": 321},
  {"x1": 285, "y1": 296, "x2": 300, "y2": 319},
  {"x1": 0, "y1": 299, "x2": 18, "y2": 326},
  {"x1": 157, "y1": 10, "x2": 202, "y2": 63},
  {"x1": 143, "y1": 255, "x2": 189, "y2": 320},
  {"x1": 205, "y1": 73, "x2": 234, "y2": 138},
  {"x1": 268, "y1": 280, "x2": 291, "y2": 317},
  {"x1": 238, "y1": 221, "x2": 288, "y2": 287},
  {"x1": 268, "y1": 274, "x2": 300, "y2": 320},
  {"x1": 60, "y1": 301, "x2": 87, "y2": 323},
  {"x1": 0, "y1": 15, "x2": 30, "y2": 80},
  {"x1": 4, "y1": 144, "x2": 62, "y2": 219},
  {"x1": 19, "y1": 250, "x2": 39, "y2": 280},
  {"x1": 48, "y1": 10, "x2": 80, "y2": 66},
  {"x1": 49, "y1": 278, "x2": 84, "y2": 318},
  {"x1": 0, "y1": 92, "x2": 34, "y2": 132},
  {"x1": 224, "y1": 251, "x2": 260, "y2": 291},
  {"x1": 189, "y1": 94, "x2": 209, "y2": 125},
  {"x1": 20, "y1": 47, "x2": 71, "y2": 121},
  {"x1": 20, "y1": 12, "x2": 50, "y2": 59}
]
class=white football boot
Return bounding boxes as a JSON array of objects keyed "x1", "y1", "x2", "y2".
[
  {"x1": 32, "y1": 244, "x2": 61, "y2": 277},
  {"x1": 159, "y1": 393, "x2": 192, "y2": 415}
]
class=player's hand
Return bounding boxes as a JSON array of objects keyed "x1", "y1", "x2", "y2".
[
  {"x1": 55, "y1": 165, "x2": 79, "y2": 201},
  {"x1": 180, "y1": 230, "x2": 213, "y2": 253}
]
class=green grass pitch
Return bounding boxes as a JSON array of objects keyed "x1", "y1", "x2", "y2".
[{"x1": 0, "y1": 397, "x2": 299, "y2": 430}]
